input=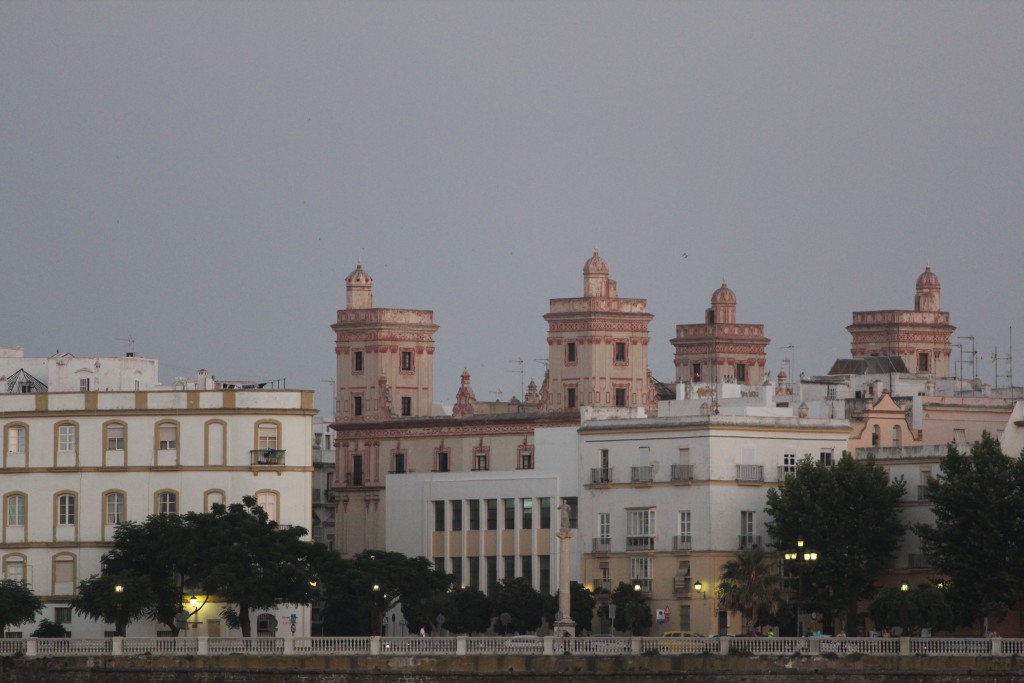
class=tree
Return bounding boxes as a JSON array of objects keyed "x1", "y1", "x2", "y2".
[
  {"x1": 31, "y1": 619, "x2": 70, "y2": 638},
  {"x1": 195, "y1": 496, "x2": 319, "y2": 637},
  {"x1": 319, "y1": 550, "x2": 453, "y2": 636},
  {"x1": 868, "y1": 584, "x2": 952, "y2": 635},
  {"x1": 610, "y1": 582, "x2": 652, "y2": 635},
  {"x1": 915, "y1": 433, "x2": 1024, "y2": 630},
  {"x1": 717, "y1": 548, "x2": 781, "y2": 634},
  {"x1": 443, "y1": 586, "x2": 492, "y2": 635},
  {"x1": 491, "y1": 577, "x2": 545, "y2": 635},
  {"x1": 101, "y1": 513, "x2": 200, "y2": 635},
  {"x1": 71, "y1": 572, "x2": 156, "y2": 636},
  {"x1": 0, "y1": 580, "x2": 42, "y2": 634},
  {"x1": 765, "y1": 453, "x2": 906, "y2": 633},
  {"x1": 544, "y1": 581, "x2": 595, "y2": 633}
]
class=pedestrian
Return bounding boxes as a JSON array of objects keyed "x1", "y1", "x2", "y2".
[{"x1": 420, "y1": 626, "x2": 426, "y2": 638}]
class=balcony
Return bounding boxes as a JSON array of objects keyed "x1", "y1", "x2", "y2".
[
  {"x1": 626, "y1": 536, "x2": 654, "y2": 551},
  {"x1": 630, "y1": 466, "x2": 653, "y2": 484},
  {"x1": 630, "y1": 578, "x2": 652, "y2": 593},
  {"x1": 736, "y1": 464, "x2": 764, "y2": 482},
  {"x1": 592, "y1": 538, "x2": 611, "y2": 553},
  {"x1": 590, "y1": 467, "x2": 613, "y2": 485},
  {"x1": 672, "y1": 535, "x2": 692, "y2": 551},
  {"x1": 738, "y1": 534, "x2": 761, "y2": 549},
  {"x1": 592, "y1": 577, "x2": 612, "y2": 594},
  {"x1": 672, "y1": 576, "x2": 692, "y2": 596},
  {"x1": 343, "y1": 472, "x2": 364, "y2": 487},
  {"x1": 670, "y1": 464, "x2": 694, "y2": 483},
  {"x1": 250, "y1": 449, "x2": 285, "y2": 466}
]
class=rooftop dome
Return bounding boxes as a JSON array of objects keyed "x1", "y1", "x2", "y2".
[
  {"x1": 711, "y1": 281, "x2": 736, "y2": 305},
  {"x1": 916, "y1": 263, "x2": 940, "y2": 289},
  {"x1": 346, "y1": 263, "x2": 373, "y2": 286},
  {"x1": 583, "y1": 250, "x2": 609, "y2": 275}
]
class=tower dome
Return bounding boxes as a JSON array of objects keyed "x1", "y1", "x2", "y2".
[
  {"x1": 916, "y1": 263, "x2": 940, "y2": 289},
  {"x1": 583, "y1": 250, "x2": 614, "y2": 298},
  {"x1": 711, "y1": 281, "x2": 736, "y2": 305},
  {"x1": 914, "y1": 263, "x2": 941, "y2": 312},
  {"x1": 583, "y1": 250, "x2": 609, "y2": 275},
  {"x1": 345, "y1": 263, "x2": 373, "y2": 309}
]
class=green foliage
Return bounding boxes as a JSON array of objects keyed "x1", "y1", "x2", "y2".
[
  {"x1": 868, "y1": 584, "x2": 952, "y2": 634},
  {"x1": 765, "y1": 453, "x2": 906, "y2": 631},
  {"x1": 318, "y1": 550, "x2": 453, "y2": 636},
  {"x1": 0, "y1": 580, "x2": 43, "y2": 633},
  {"x1": 71, "y1": 572, "x2": 156, "y2": 636},
  {"x1": 193, "y1": 496, "x2": 318, "y2": 637},
  {"x1": 542, "y1": 581, "x2": 594, "y2": 633},
  {"x1": 101, "y1": 513, "x2": 200, "y2": 634},
  {"x1": 610, "y1": 582, "x2": 652, "y2": 635},
  {"x1": 491, "y1": 577, "x2": 545, "y2": 634},
  {"x1": 717, "y1": 548, "x2": 781, "y2": 633},
  {"x1": 31, "y1": 619, "x2": 70, "y2": 638},
  {"x1": 444, "y1": 586, "x2": 493, "y2": 634},
  {"x1": 915, "y1": 433, "x2": 1024, "y2": 629}
]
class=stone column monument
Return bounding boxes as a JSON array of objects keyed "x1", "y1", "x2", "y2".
[{"x1": 554, "y1": 502, "x2": 576, "y2": 636}]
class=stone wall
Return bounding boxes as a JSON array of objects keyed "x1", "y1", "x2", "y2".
[{"x1": 4, "y1": 654, "x2": 1024, "y2": 683}]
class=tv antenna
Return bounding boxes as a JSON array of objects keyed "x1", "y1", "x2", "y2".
[
  {"x1": 116, "y1": 336, "x2": 136, "y2": 354},
  {"x1": 509, "y1": 358, "x2": 524, "y2": 400},
  {"x1": 991, "y1": 326, "x2": 1013, "y2": 393}
]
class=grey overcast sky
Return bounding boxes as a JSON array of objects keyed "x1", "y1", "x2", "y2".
[{"x1": 2, "y1": 1, "x2": 1022, "y2": 417}]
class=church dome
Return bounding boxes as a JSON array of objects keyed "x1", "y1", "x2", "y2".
[
  {"x1": 916, "y1": 263, "x2": 940, "y2": 289},
  {"x1": 583, "y1": 250, "x2": 609, "y2": 275},
  {"x1": 711, "y1": 281, "x2": 736, "y2": 305},
  {"x1": 346, "y1": 263, "x2": 373, "y2": 286}
]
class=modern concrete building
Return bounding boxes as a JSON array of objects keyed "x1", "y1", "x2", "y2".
[{"x1": 0, "y1": 347, "x2": 316, "y2": 638}]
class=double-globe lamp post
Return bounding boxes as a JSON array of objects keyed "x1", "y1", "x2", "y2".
[{"x1": 784, "y1": 538, "x2": 818, "y2": 637}]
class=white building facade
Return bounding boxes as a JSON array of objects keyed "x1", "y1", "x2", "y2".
[{"x1": 1, "y1": 350, "x2": 316, "y2": 638}]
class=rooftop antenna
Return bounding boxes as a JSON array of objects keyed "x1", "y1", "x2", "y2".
[
  {"x1": 991, "y1": 326, "x2": 1013, "y2": 393},
  {"x1": 116, "y1": 336, "x2": 136, "y2": 355},
  {"x1": 958, "y1": 336, "x2": 977, "y2": 394},
  {"x1": 509, "y1": 358, "x2": 524, "y2": 400}
]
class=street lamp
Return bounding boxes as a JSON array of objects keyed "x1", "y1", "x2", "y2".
[
  {"x1": 371, "y1": 584, "x2": 382, "y2": 637},
  {"x1": 692, "y1": 580, "x2": 707, "y2": 599},
  {"x1": 189, "y1": 595, "x2": 199, "y2": 633},
  {"x1": 784, "y1": 538, "x2": 819, "y2": 637},
  {"x1": 114, "y1": 584, "x2": 125, "y2": 637},
  {"x1": 900, "y1": 580, "x2": 910, "y2": 592}
]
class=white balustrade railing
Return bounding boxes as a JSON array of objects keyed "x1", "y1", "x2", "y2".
[
  {"x1": 9, "y1": 635, "x2": 1024, "y2": 658},
  {"x1": 122, "y1": 637, "x2": 199, "y2": 655}
]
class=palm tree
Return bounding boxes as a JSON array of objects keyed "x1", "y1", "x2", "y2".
[{"x1": 717, "y1": 548, "x2": 781, "y2": 634}]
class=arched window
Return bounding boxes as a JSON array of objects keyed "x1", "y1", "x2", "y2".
[
  {"x1": 256, "y1": 613, "x2": 277, "y2": 637},
  {"x1": 5, "y1": 493, "x2": 26, "y2": 527},
  {"x1": 256, "y1": 490, "x2": 279, "y2": 522},
  {"x1": 105, "y1": 491, "x2": 126, "y2": 525},
  {"x1": 4, "y1": 423, "x2": 28, "y2": 457},
  {"x1": 3, "y1": 553, "x2": 27, "y2": 583},
  {"x1": 871, "y1": 425, "x2": 880, "y2": 447},
  {"x1": 204, "y1": 489, "x2": 226, "y2": 511},
  {"x1": 57, "y1": 493, "x2": 76, "y2": 525},
  {"x1": 892, "y1": 425, "x2": 902, "y2": 448},
  {"x1": 52, "y1": 553, "x2": 76, "y2": 595},
  {"x1": 256, "y1": 421, "x2": 280, "y2": 450},
  {"x1": 155, "y1": 490, "x2": 178, "y2": 516}
]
